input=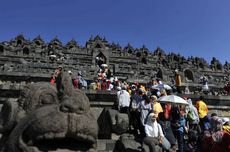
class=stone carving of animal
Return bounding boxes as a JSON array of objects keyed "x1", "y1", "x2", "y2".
[{"x1": 0, "y1": 72, "x2": 98, "y2": 152}]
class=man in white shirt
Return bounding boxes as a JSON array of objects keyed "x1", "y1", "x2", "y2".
[{"x1": 117, "y1": 86, "x2": 130, "y2": 113}]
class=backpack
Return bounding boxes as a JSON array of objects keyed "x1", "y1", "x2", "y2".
[{"x1": 187, "y1": 107, "x2": 199, "y2": 124}]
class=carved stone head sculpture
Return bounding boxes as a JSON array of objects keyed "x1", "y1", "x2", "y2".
[{"x1": 0, "y1": 72, "x2": 98, "y2": 152}]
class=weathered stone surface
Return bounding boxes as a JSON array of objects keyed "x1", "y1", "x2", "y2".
[
  {"x1": 1, "y1": 35, "x2": 230, "y2": 151},
  {"x1": 114, "y1": 134, "x2": 142, "y2": 152},
  {"x1": 0, "y1": 35, "x2": 230, "y2": 89},
  {"x1": 0, "y1": 72, "x2": 98, "y2": 152},
  {"x1": 97, "y1": 108, "x2": 129, "y2": 140},
  {"x1": 114, "y1": 113, "x2": 129, "y2": 134},
  {"x1": 142, "y1": 137, "x2": 162, "y2": 152},
  {"x1": 107, "y1": 109, "x2": 129, "y2": 135}
]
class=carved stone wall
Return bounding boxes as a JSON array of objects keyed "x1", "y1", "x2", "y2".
[{"x1": 0, "y1": 35, "x2": 229, "y2": 89}]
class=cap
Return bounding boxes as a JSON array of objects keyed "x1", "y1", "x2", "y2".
[{"x1": 150, "y1": 95, "x2": 157, "y2": 100}]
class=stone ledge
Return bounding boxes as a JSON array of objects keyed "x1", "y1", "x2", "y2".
[
  {"x1": 208, "y1": 105, "x2": 230, "y2": 110},
  {"x1": 97, "y1": 139, "x2": 117, "y2": 152}
]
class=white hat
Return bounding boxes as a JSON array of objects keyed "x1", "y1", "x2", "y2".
[
  {"x1": 117, "y1": 86, "x2": 121, "y2": 91},
  {"x1": 68, "y1": 70, "x2": 72, "y2": 74},
  {"x1": 222, "y1": 117, "x2": 229, "y2": 125},
  {"x1": 149, "y1": 113, "x2": 156, "y2": 118}
]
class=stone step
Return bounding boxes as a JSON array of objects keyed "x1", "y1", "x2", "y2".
[{"x1": 97, "y1": 139, "x2": 117, "y2": 152}]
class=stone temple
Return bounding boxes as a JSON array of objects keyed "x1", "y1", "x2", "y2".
[
  {"x1": 0, "y1": 35, "x2": 230, "y2": 152},
  {"x1": 0, "y1": 34, "x2": 230, "y2": 87}
]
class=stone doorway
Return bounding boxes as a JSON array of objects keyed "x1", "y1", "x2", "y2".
[
  {"x1": 184, "y1": 69, "x2": 194, "y2": 82},
  {"x1": 156, "y1": 68, "x2": 163, "y2": 79},
  {"x1": 96, "y1": 52, "x2": 107, "y2": 68}
]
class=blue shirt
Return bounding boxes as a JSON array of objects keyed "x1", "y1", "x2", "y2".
[{"x1": 178, "y1": 116, "x2": 186, "y2": 133}]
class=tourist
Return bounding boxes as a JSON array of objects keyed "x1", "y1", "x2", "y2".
[
  {"x1": 150, "y1": 95, "x2": 163, "y2": 118},
  {"x1": 89, "y1": 77, "x2": 98, "y2": 90},
  {"x1": 185, "y1": 85, "x2": 190, "y2": 94},
  {"x1": 171, "y1": 105, "x2": 188, "y2": 152},
  {"x1": 185, "y1": 98, "x2": 200, "y2": 151},
  {"x1": 195, "y1": 97, "x2": 211, "y2": 151},
  {"x1": 105, "y1": 67, "x2": 112, "y2": 80},
  {"x1": 175, "y1": 69, "x2": 182, "y2": 94},
  {"x1": 50, "y1": 75, "x2": 56, "y2": 85},
  {"x1": 107, "y1": 79, "x2": 114, "y2": 91},
  {"x1": 186, "y1": 98, "x2": 200, "y2": 129},
  {"x1": 68, "y1": 70, "x2": 77, "y2": 88},
  {"x1": 117, "y1": 86, "x2": 130, "y2": 114},
  {"x1": 160, "y1": 89, "x2": 167, "y2": 97},
  {"x1": 76, "y1": 71, "x2": 87, "y2": 89},
  {"x1": 201, "y1": 75, "x2": 209, "y2": 94},
  {"x1": 73, "y1": 78, "x2": 78, "y2": 89},
  {"x1": 202, "y1": 116, "x2": 230, "y2": 152},
  {"x1": 55, "y1": 66, "x2": 63, "y2": 92},
  {"x1": 130, "y1": 88, "x2": 143, "y2": 135},
  {"x1": 96, "y1": 79, "x2": 101, "y2": 90},
  {"x1": 195, "y1": 96, "x2": 210, "y2": 132},
  {"x1": 222, "y1": 118, "x2": 230, "y2": 133},
  {"x1": 132, "y1": 88, "x2": 144, "y2": 105},
  {"x1": 101, "y1": 79, "x2": 107, "y2": 90},
  {"x1": 143, "y1": 113, "x2": 171, "y2": 152},
  {"x1": 158, "y1": 103, "x2": 177, "y2": 149},
  {"x1": 139, "y1": 94, "x2": 152, "y2": 137}
]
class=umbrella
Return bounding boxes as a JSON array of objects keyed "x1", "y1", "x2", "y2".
[
  {"x1": 158, "y1": 95, "x2": 188, "y2": 105},
  {"x1": 151, "y1": 84, "x2": 172, "y2": 90}
]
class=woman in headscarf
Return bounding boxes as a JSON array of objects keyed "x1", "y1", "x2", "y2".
[
  {"x1": 143, "y1": 113, "x2": 171, "y2": 152},
  {"x1": 203, "y1": 116, "x2": 230, "y2": 152}
]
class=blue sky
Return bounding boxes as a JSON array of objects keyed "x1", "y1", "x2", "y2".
[{"x1": 1, "y1": 0, "x2": 230, "y2": 64}]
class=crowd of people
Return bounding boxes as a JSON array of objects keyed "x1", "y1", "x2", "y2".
[
  {"x1": 49, "y1": 66, "x2": 230, "y2": 152},
  {"x1": 49, "y1": 65, "x2": 230, "y2": 97},
  {"x1": 116, "y1": 84, "x2": 230, "y2": 152}
]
